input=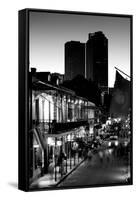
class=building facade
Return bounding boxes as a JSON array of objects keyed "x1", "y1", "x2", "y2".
[
  {"x1": 29, "y1": 69, "x2": 96, "y2": 188},
  {"x1": 65, "y1": 41, "x2": 85, "y2": 80},
  {"x1": 86, "y1": 31, "x2": 108, "y2": 90}
]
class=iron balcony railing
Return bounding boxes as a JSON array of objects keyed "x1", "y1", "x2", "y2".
[
  {"x1": 32, "y1": 120, "x2": 89, "y2": 135},
  {"x1": 51, "y1": 120, "x2": 88, "y2": 134}
]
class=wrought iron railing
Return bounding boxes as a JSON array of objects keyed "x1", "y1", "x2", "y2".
[{"x1": 32, "y1": 120, "x2": 88, "y2": 135}]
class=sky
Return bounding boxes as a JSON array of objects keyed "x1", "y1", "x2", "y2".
[{"x1": 29, "y1": 11, "x2": 131, "y2": 87}]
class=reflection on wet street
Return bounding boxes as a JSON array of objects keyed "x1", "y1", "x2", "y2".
[{"x1": 58, "y1": 143, "x2": 130, "y2": 187}]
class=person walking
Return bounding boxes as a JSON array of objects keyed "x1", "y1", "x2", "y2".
[
  {"x1": 82, "y1": 148, "x2": 87, "y2": 160},
  {"x1": 87, "y1": 148, "x2": 93, "y2": 161},
  {"x1": 99, "y1": 150, "x2": 104, "y2": 164},
  {"x1": 58, "y1": 151, "x2": 67, "y2": 175},
  {"x1": 48, "y1": 159, "x2": 55, "y2": 181}
]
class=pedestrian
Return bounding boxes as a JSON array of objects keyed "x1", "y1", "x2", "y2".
[
  {"x1": 82, "y1": 148, "x2": 87, "y2": 159},
  {"x1": 99, "y1": 150, "x2": 104, "y2": 163},
  {"x1": 57, "y1": 151, "x2": 67, "y2": 175},
  {"x1": 87, "y1": 149, "x2": 93, "y2": 161},
  {"x1": 48, "y1": 159, "x2": 55, "y2": 180},
  {"x1": 78, "y1": 148, "x2": 82, "y2": 158},
  {"x1": 105, "y1": 149, "x2": 110, "y2": 164}
]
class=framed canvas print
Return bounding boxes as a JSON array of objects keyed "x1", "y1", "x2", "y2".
[{"x1": 18, "y1": 9, "x2": 133, "y2": 191}]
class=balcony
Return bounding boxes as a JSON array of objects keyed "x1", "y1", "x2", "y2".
[
  {"x1": 52, "y1": 120, "x2": 88, "y2": 134},
  {"x1": 32, "y1": 120, "x2": 88, "y2": 135}
]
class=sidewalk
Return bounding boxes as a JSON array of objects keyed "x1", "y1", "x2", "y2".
[
  {"x1": 30, "y1": 148, "x2": 130, "y2": 189},
  {"x1": 30, "y1": 157, "x2": 84, "y2": 189}
]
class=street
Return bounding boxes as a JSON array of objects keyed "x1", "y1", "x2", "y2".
[{"x1": 57, "y1": 144, "x2": 130, "y2": 187}]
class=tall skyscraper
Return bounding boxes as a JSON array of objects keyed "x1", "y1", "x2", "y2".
[
  {"x1": 86, "y1": 31, "x2": 108, "y2": 90},
  {"x1": 65, "y1": 41, "x2": 85, "y2": 80}
]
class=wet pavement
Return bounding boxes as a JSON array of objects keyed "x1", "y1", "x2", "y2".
[
  {"x1": 57, "y1": 147, "x2": 130, "y2": 187},
  {"x1": 30, "y1": 138, "x2": 131, "y2": 189},
  {"x1": 30, "y1": 157, "x2": 84, "y2": 189}
]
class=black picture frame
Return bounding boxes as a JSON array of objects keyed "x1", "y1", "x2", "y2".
[{"x1": 18, "y1": 8, "x2": 133, "y2": 191}]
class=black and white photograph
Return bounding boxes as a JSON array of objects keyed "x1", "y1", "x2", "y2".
[{"x1": 19, "y1": 9, "x2": 132, "y2": 191}]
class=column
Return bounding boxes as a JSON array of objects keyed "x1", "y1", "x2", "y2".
[
  {"x1": 57, "y1": 94, "x2": 61, "y2": 122},
  {"x1": 54, "y1": 137, "x2": 57, "y2": 181},
  {"x1": 42, "y1": 99, "x2": 45, "y2": 132},
  {"x1": 65, "y1": 96, "x2": 68, "y2": 122},
  {"x1": 35, "y1": 98, "x2": 39, "y2": 125},
  {"x1": 70, "y1": 134, "x2": 72, "y2": 169},
  {"x1": 77, "y1": 99, "x2": 80, "y2": 120},
  {"x1": 71, "y1": 98, "x2": 75, "y2": 122},
  {"x1": 83, "y1": 100, "x2": 86, "y2": 120},
  {"x1": 56, "y1": 93, "x2": 59, "y2": 122},
  {"x1": 61, "y1": 95, "x2": 63, "y2": 122},
  {"x1": 49, "y1": 101, "x2": 51, "y2": 133},
  {"x1": 53, "y1": 94, "x2": 57, "y2": 121}
]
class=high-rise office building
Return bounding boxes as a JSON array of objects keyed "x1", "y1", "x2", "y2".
[
  {"x1": 86, "y1": 31, "x2": 108, "y2": 90},
  {"x1": 65, "y1": 41, "x2": 85, "y2": 80}
]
